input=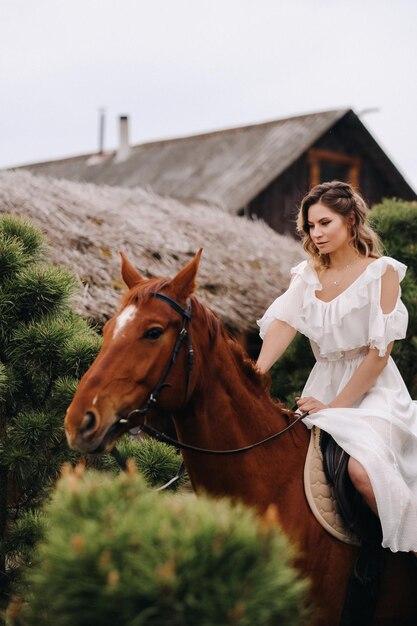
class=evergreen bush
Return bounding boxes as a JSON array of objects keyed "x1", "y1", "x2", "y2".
[
  {"x1": 0, "y1": 215, "x2": 101, "y2": 612},
  {"x1": 95, "y1": 436, "x2": 187, "y2": 490},
  {"x1": 369, "y1": 199, "x2": 417, "y2": 274},
  {"x1": 19, "y1": 465, "x2": 308, "y2": 626},
  {"x1": 0, "y1": 214, "x2": 189, "y2": 619}
]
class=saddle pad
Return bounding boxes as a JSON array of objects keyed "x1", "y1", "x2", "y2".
[{"x1": 304, "y1": 427, "x2": 360, "y2": 546}]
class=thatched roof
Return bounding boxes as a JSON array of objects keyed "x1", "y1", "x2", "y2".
[
  {"x1": 0, "y1": 171, "x2": 304, "y2": 332},
  {"x1": 17, "y1": 109, "x2": 350, "y2": 213}
]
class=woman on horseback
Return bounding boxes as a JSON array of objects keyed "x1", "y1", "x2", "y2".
[{"x1": 257, "y1": 180, "x2": 417, "y2": 552}]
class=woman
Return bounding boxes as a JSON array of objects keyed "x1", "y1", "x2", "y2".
[{"x1": 256, "y1": 180, "x2": 417, "y2": 552}]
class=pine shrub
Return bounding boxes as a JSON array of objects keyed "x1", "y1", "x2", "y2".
[
  {"x1": 19, "y1": 466, "x2": 308, "y2": 626},
  {"x1": 0, "y1": 214, "x2": 192, "y2": 617},
  {"x1": 95, "y1": 435, "x2": 187, "y2": 490},
  {"x1": 369, "y1": 199, "x2": 417, "y2": 274},
  {"x1": 0, "y1": 216, "x2": 101, "y2": 609}
]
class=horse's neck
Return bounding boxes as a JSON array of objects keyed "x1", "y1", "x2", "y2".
[{"x1": 174, "y1": 330, "x2": 309, "y2": 511}]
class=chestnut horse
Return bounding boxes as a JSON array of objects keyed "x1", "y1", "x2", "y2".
[{"x1": 65, "y1": 251, "x2": 417, "y2": 625}]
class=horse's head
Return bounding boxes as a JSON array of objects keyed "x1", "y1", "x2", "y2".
[{"x1": 65, "y1": 249, "x2": 202, "y2": 453}]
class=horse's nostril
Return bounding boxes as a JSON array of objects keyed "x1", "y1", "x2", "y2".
[{"x1": 81, "y1": 411, "x2": 96, "y2": 434}]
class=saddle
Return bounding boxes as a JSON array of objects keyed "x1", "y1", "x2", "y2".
[
  {"x1": 304, "y1": 427, "x2": 382, "y2": 546},
  {"x1": 320, "y1": 430, "x2": 382, "y2": 545}
]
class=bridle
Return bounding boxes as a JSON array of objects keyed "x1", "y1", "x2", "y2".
[
  {"x1": 111, "y1": 292, "x2": 306, "y2": 472},
  {"x1": 124, "y1": 292, "x2": 194, "y2": 418}
]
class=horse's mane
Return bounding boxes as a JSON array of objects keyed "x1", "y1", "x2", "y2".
[
  {"x1": 190, "y1": 297, "x2": 265, "y2": 392},
  {"x1": 189, "y1": 296, "x2": 224, "y2": 344},
  {"x1": 228, "y1": 339, "x2": 265, "y2": 387}
]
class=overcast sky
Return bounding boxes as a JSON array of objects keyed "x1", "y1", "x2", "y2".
[{"x1": 1, "y1": 0, "x2": 417, "y2": 190}]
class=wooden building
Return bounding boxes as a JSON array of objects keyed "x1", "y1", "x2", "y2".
[{"x1": 17, "y1": 108, "x2": 416, "y2": 236}]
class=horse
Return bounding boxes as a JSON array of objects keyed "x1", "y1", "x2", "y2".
[{"x1": 65, "y1": 250, "x2": 417, "y2": 625}]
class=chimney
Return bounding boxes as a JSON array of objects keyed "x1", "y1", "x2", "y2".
[
  {"x1": 98, "y1": 107, "x2": 106, "y2": 154},
  {"x1": 115, "y1": 115, "x2": 130, "y2": 162}
]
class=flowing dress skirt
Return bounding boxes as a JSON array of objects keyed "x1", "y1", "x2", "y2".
[{"x1": 302, "y1": 350, "x2": 417, "y2": 552}]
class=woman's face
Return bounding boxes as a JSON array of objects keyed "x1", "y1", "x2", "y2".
[{"x1": 307, "y1": 202, "x2": 351, "y2": 255}]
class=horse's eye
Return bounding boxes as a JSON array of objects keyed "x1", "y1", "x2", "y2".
[{"x1": 144, "y1": 327, "x2": 163, "y2": 340}]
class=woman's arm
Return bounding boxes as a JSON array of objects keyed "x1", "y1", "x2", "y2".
[
  {"x1": 256, "y1": 319, "x2": 297, "y2": 374},
  {"x1": 330, "y1": 344, "x2": 393, "y2": 407},
  {"x1": 298, "y1": 345, "x2": 393, "y2": 414},
  {"x1": 298, "y1": 265, "x2": 399, "y2": 414}
]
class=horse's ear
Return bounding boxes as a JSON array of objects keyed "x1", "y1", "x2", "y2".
[
  {"x1": 171, "y1": 248, "x2": 203, "y2": 298},
  {"x1": 120, "y1": 251, "x2": 144, "y2": 288}
]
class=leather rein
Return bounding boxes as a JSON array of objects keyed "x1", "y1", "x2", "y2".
[{"x1": 111, "y1": 292, "x2": 306, "y2": 470}]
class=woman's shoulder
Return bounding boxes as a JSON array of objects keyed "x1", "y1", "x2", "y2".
[
  {"x1": 367, "y1": 256, "x2": 407, "y2": 282},
  {"x1": 290, "y1": 259, "x2": 319, "y2": 285}
]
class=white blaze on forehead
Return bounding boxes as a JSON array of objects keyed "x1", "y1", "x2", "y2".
[{"x1": 113, "y1": 304, "x2": 137, "y2": 338}]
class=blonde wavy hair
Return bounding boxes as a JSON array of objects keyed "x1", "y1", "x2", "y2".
[{"x1": 296, "y1": 181, "x2": 383, "y2": 270}]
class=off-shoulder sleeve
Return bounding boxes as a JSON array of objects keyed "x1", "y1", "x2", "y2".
[
  {"x1": 368, "y1": 257, "x2": 408, "y2": 357},
  {"x1": 257, "y1": 260, "x2": 309, "y2": 339}
]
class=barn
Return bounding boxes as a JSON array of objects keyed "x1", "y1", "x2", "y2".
[{"x1": 17, "y1": 108, "x2": 417, "y2": 236}]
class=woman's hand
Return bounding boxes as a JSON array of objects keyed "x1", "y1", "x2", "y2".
[{"x1": 295, "y1": 396, "x2": 329, "y2": 415}]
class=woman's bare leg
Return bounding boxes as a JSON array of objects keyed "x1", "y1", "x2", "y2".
[{"x1": 348, "y1": 457, "x2": 378, "y2": 516}]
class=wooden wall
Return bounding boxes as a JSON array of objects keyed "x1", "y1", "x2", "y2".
[
  {"x1": 246, "y1": 154, "x2": 308, "y2": 236},
  {"x1": 246, "y1": 117, "x2": 415, "y2": 238}
]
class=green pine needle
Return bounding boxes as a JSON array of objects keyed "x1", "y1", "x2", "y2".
[
  {"x1": 0, "y1": 234, "x2": 27, "y2": 283},
  {"x1": 12, "y1": 264, "x2": 77, "y2": 322},
  {"x1": 0, "y1": 214, "x2": 44, "y2": 259},
  {"x1": 94, "y1": 436, "x2": 188, "y2": 490},
  {"x1": 0, "y1": 362, "x2": 7, "y2": 402},
  {"x1": 0, "y1": 215, "x2": 103, "y2": 605},
  {"x1": 21, "y1": 470, "x2": 309, "y2": 626}
]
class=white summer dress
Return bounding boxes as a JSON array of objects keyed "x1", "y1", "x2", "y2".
[{"x1": 257, "y1": 256, "x2": 417, "y2": 552}]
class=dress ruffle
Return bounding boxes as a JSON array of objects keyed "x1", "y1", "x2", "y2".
[
  {"x1": 369, "y1": 307, "x2": 409, "y2": 356},
  {"x1": 257, "y1": 257, "x2": 408, "y2": 358}
]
